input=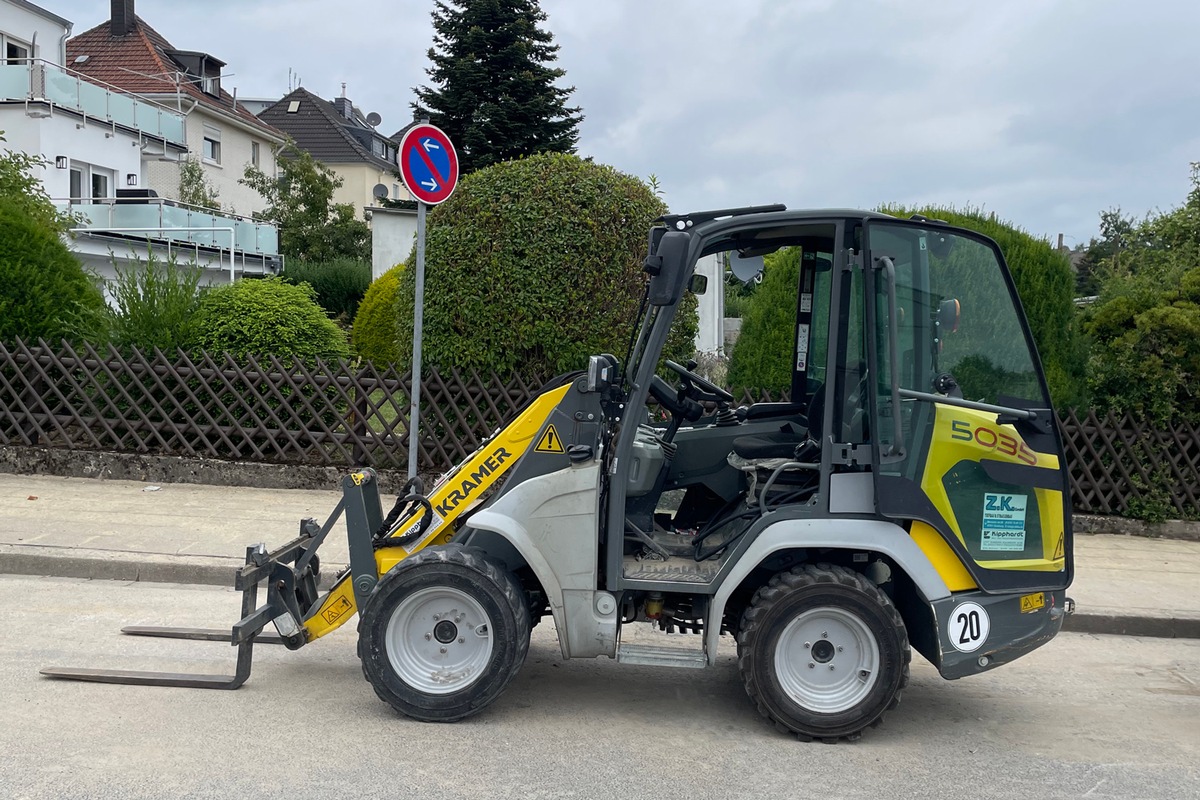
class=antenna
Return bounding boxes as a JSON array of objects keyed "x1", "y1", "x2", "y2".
[
  {"x1": 366, "y1": 111, "x2": 382, "y2": 128},
  {"x1": 372, "y1": 183, "x2": 389, "y2": 200}
]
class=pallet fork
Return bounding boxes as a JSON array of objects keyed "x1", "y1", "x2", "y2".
[{"x1": 41, "y1": 470, "x2": 403, "y2": 689}]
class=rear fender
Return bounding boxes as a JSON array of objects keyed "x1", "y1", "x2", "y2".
[{"x1": 705, "y1": 518, "x2": 951, "y2": 665}]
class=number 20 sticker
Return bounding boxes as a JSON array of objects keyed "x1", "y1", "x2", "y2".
[{"x1": 949, "y1": 601, "x2": 991, "y2": 653}]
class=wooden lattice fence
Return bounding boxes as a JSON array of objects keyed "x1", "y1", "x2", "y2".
[
  {"x1": 0, "y1": 339, "x2": 547, "y2": 472},
  {"x1": 2, "y1": 339, "x2": 1197, "y2": 517}
]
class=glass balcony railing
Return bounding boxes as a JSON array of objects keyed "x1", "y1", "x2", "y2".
[
  {"x1": 0, "y1": 60, "x2": 186, "y2": 146},
  {"x1": 56, "y1": 199, "x2": 280, "y2": 258}
]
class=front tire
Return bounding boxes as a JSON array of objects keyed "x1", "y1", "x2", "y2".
[
  {"x1": 359, "y1": 544, "x2": 530, "y2": 722},
  {"x1": 738, "y1": 563, "x2": 909, "y2": 741}
]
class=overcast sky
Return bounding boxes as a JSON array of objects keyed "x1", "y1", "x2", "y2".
[{"x1": 54, "y1": 0, "x2": 1200, "y2": 244}]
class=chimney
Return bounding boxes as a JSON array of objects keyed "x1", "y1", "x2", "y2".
[
  {"x1": 111, "y1": 0, "x2": 135, "y2": 37},
  {"x1": 333, "y1": 96, "x2": 353, "y2": 120}
]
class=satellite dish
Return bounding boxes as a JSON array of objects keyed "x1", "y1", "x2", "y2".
[
  {"x1": 727, "y1": 251, "x2": 765, "y2": 285},
  {"x1": 366, "y1": 111, "x2": 382, "y2": 127},
  {"x1": 372, "y1": 183, "x2": 389, "y2": 200}
]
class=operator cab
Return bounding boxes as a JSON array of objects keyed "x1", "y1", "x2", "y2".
[{"x1": 606, "y1": 207, "x2": 1071, "y2": 599}]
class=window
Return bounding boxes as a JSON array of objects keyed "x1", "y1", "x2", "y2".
[
  {"x1": 250, "y1": 141, "x2": 260, "y2": 168},
  {"x1": 91, "y1": 171, "x2": 110, "y2": 200},
  {"x1": 372, "y1": 138, "x2": 385, "y2": 158},
  {"x1": 393, "y1": 183, "x2": 401, "y2": 199},
  {"x1": 3, "y1": 36, "x2": 30, "y2": 64},
  {"x1": 202, "y1": 124, "x2": 221, "y2": 164},
  {"x1": 69, "y1": 167, "x2": 83, "y2": 204}
]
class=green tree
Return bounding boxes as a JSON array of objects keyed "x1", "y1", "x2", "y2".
[
  {"x1": 0, "y1": 195, "x2": 106, "y2": 344},
  {"x1": 191, "y1": 277, "x2": 349, "y2": 361},
  {"x1": 394, "y1": 152, "x2": 696, "y2": 376},
  {"x1": 241, "y1": 142, "x2": 370, "y2": 262},
  {"x1": 0, "y1": 133, "x2": 75, "y2": 233},
  {"x1": 281, "y1": 257, "x2": 372, "y2": 323},
  {"x1": 1084, "y1": 165, "x2": 1200, "y2": 423},
  {"x1": 178, "y1": 156, "x2": 221, "y2": 210},
  {"x1": 413, "y1": 0, "x2": 583, "y2": 174}
]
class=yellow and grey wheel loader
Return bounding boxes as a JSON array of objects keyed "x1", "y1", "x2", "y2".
[{"x1": 44, "y1": 206, "x2": 1075, "y2": 740}]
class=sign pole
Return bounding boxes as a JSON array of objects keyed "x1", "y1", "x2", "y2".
[
  {"x1": 397, "y1": 120, "x2": 458, "y2": 481},
  {"x1": 407, "y1": 199, "x2": 427, "y2": 480}
]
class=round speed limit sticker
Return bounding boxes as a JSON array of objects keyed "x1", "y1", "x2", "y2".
[{"x1": 949, "y1": 601, "x2": 991, "y2": 653}]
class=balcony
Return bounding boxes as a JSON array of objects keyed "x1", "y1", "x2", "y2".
[
  {"x1": 0, "y1": 60, "x2": 186, "y2": 147},
  {"x1": 56, "y1": 197, "x2": 280, "y2": 260}
]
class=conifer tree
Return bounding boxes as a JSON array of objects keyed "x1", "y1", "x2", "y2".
[{"x1": 412, "y1": 0, "x2": 583, "y2": 174}]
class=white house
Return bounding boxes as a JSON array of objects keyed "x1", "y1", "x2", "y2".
[{"x1": 0, "y1": 0, "x2": 282, "y2": 292}]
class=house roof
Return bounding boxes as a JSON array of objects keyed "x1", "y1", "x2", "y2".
[
  {"x1": 258, "y1": 87, "x2": 398, "y2": 171},
  {"x1": 65, "y1": 16, "x2": 283, "y2": 139}
]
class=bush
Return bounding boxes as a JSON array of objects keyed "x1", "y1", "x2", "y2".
[
  {"x1": 0, "y1": 195, "x2": 106, "y2": 344},
  {"x1": 282, "y1": 258, "x2": 372, "y2": 322},
  {"x1": 727, "y1": 248, "x2": 800, "y2": 393},
  {"x1": 353, "y1": 265, "x2": 404, "y2": 365},
  {"x1": 106, "y1": 249, "x2": 204, "y2": 353},
  {"x1": 395, "y1": 152, "x2": 697, "y2": 375},
  {"x1": 191, "y1": 277, "x2": 349, "y2": 361},
  {"x1": 878, "y1": 205, "x2": 1087, "y2": 407}
]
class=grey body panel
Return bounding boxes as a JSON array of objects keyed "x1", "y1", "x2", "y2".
[
  {"x1": 930, "y1": 589, "x2": 1068, "y2": 679},
  {"x1": 464, "y1": 461, "x2": 616, "y2": 659},
  {"x1": 829, "y1": 472, "x2": 875, "y2": 514},
  {"x1": 704, "y1": 518, "x2": 950, "y2": 665}
]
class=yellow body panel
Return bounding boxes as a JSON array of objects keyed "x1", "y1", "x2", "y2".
[
  {"x1": 919, "y1": 405, "x2": 1065, "y2": 575},
  {"x1": 301, "y1": 384, "x2": 572, "y2": 641},
  {"x1": 909, "y1": 521, "x2": 978, "y2": 591}
]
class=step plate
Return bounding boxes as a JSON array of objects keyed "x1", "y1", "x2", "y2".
[{"x1": 617, "y1": 643, "x2": 707, "y2": 669}]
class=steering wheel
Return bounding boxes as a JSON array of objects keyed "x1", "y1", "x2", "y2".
[{"x1": 664, "y1": 360, "x2": 735, "y2": 403}]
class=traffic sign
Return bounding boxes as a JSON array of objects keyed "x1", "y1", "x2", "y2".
[{"x1": 398, "y1": 123, "x2": 459, "y2": 205}]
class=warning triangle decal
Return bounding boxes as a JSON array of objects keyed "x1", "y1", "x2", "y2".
[
  {"x1": 534, "y1": 424, "x2": 565, "y2": 454},
  {"x1": 1052, "y1": 532, "x2": 1065, "y2": 560}
]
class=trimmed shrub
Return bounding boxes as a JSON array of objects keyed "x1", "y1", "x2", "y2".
[
  {"x1": 106, "y1": 249, "x2": 204, "y2": 353},
  {"x1": 395, "y1": 152, "x2": 698, "y2": 375},
  {"x1": 191, "y1": 277, "x2": 349, "y2": 361},
  {"x1": 353, "y1": 264, "x2": 404, "y2": 365},
  {"x1": 281, "y1": 257, "x2": 372, "y2": 322},
  {"x1": 0, "y1": 195, "x2": 106, "y2": 344},
  {"x1": 727, "y1": 248, "x2": 799, "y2": 393}
]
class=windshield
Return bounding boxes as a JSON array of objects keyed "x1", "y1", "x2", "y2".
[{"x1": 870, "y1": 223, "x2": 1046, "y2": 408}]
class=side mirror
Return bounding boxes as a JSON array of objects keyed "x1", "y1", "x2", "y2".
[
  {"x1": 688, "y1": 273, "x2": 708, "y2": 295},
  {"x1": 937, "y1": 298, "x2": 960, "y2": 333},
  {"x1": 727, "y1": 251, "x2": 764, "y2": 285}
]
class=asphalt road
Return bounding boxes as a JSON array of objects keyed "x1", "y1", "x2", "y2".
[{"x1": 2, "y1": 575, "x2": 1197, "y2": 800}]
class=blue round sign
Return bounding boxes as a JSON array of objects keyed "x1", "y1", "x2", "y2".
[{"x1": 399, "y1": 123, "x2": 460, "y2": 205}]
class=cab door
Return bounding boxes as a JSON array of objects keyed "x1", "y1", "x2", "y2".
[{"x1": 862, "y1": 219, "x2": 1072, "y2": 594}]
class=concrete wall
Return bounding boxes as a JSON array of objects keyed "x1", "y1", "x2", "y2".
[
  {"x1": 369, "y1": 206, "x2": 418, "y2": 280},
  {"x1": 694, "y1": 253, "x2": 725, "y2": 355},
  {"x1": 0, "y1": 1, "x2": 70, "y2": 64}
]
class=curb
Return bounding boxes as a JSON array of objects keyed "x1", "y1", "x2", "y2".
[{"x1": 2, "y1": 545, "x2": 1196, "y2": 641}]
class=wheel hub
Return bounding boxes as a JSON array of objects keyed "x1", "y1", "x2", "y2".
[
  {"x1": 385, "y1": 587, "x2": 494, "y2": 695},
  {"x1": 433, "y1": 619, "x2": 458, "y2": 644},
  {"x1": 775, "y1": 606, "x2": 881, "y2": 714}
]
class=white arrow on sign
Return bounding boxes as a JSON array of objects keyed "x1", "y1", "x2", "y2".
[
  {"x1": 420, "y1": 178, "x2": 438, "y2": 191},
  {"x1": 422, "y1": 138, "x2": 441, "y2": 152}
]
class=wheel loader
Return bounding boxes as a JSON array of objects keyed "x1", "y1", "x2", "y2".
[{"x1": 44, "y1": 205, "x2": 1075, "y2": 741}]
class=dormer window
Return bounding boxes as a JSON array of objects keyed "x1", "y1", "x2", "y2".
[{"x1": 202, "y1": 74, "x2": 219, "y2": 95}]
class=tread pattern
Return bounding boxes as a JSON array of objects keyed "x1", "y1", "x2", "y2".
[{"x1": 737, "y1": 562, "x2": 910, "y2": 742}]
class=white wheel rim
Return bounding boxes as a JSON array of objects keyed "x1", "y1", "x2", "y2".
[
  {"x1": 774, "y1": 606, "x2": 881, "y2": 714},
  {"x1": 385, "y1": 586, "x2": 494, "y2": 695}
]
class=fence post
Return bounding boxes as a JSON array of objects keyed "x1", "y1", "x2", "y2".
[{"x1": 351, "y1": 366, "x2": 369, "y2": 466}]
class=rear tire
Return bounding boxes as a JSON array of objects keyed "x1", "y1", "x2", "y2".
[
  {"x1": 359, "y1": 544, "x2": 530, "y2": 722},
  {"x1": 738, "y1": 563, "x2": 909, "y2": 741}
]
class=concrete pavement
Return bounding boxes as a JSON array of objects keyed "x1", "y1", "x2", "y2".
[{"x1": 0, "y1": 473, "x2": 1197, "y2": 638}]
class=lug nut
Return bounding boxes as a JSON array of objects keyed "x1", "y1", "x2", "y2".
[
  {"x1": 821, "y1": 632, "x2": 828, "y2": 638},
  {"x1": 424, "y1": 633, "x2": 432, "y2": 641},
  {"x1": 458, "y1": 638, "x2": 465, "y2": 644},
  {"x1": 804, "y1": 642, "x2": 811, "y2": 649},
  {"x1": 439, "y1": 647, "x2": 447, "y2": 654},
  {"x1": 808, "y1": 663, "x2": 815, "y2": 669},
  {"x1": 837, "y1": 646, "x2": 843, "y2": 652},
  {"x1": 829, "y1": 665, "x2": 835, "y2": 671}
]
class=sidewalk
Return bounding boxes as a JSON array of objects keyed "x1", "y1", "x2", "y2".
[{"x1": 1, "y1": 473, "x2": 1197, "y2": 638}]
